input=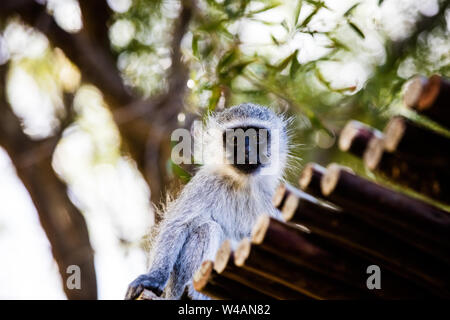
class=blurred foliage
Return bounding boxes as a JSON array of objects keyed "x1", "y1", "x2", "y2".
[
  {"x1": 108, "y1": 0, "x2": 449, "y2": 184},
  {"x1": 3, "y1": 0, "x2": 450, "y2": 185}
]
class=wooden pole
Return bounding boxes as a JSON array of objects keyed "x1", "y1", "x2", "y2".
[
  {"x1": 274, "y1": 182, "x2": 331, "y2": 212},
  {"x1": 273, "y1": 184, "x2": 287, "y2": 209},
  {"x1": 214, "y1": 240, "x2": 310, "y2": 300},
  {"x1": 251, "y1": 215, "x2": 366, "y2": 285},
  {"x1": 234, "y1": 238, "x2": 371, "y2": 300},
  {"x1": 321, "y1": 163, "x2": 450, "y2": 264},
  {"x1": 404, "y1": 75, "x2": 450, "y2": 128},
  {"x1": 364, "y1": 136, "x2": 450, "y2": 205},
  {"x1": 193, "y1": 260, "x2": 272, "y2": 300},
  {"x1": 383, "y1": 116, "x2": 450, "y2": 168},
  {"x1": 363, "y1": 136, "x2": 385, "y2": 171},
  {"x1": 251, "y1": 215, "x2": 430, "y2": 299},
  {"x1": 339, "y1": 120, "x2": 382, "y2": 157},
  {"x1": 299, "y1": 163, "x2": 326, "y2": 197},
  {"x1": 277, "y1": 184, "x2": 450, "y2": 295}
]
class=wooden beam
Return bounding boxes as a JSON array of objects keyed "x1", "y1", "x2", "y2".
[
  {"x1": 339, "y1": 120, "x2": 382, "y2": 158},
  {"x1": 193, "y1": 260, "x2": 272, "y2": 300},
  {"x1": 214, "y1": 240, "x2": 311, "y2": 300},
  {"x1": 383, "y1": 116, "x2": 450, "y2": 168},
  {"x1": 404, "y1": 75, "x2": 450, "y2": 128},
  {"x1": 299, "y1": 162, "x2": 326, "y2": 197},
  {"x1": 251, "y1": 215, "x2": 429, "y2": 299},
  {"x1": 234, "y1": 238, "x2": 371, "y2": 300},
  {"x1": 277, "y1": 184, "x2": 450, "y2": 296},
  {"x1": 321, "y1": 163, "x2": 450, "y2": 264},
  {"x1": 364, "y1": 136, "x2": 450, "y2": 205}
]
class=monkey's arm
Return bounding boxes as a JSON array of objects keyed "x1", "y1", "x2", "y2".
[{"x1": 125, "y1": 214, "x2": 190, "y2": 300}]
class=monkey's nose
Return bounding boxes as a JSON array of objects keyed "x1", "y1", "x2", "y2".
[
  {"x1": 232, "y1": 137, "x2": 262, "y2": 174},
  {"x1": 233, "y1": 162, "x2": 261, "y2": 174}
]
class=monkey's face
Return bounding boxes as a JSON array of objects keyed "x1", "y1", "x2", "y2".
[
  {"x1": 222, "y1": 126, "x2": 271, "y2": 175},
  {"x1": 198, "y1": 104, "x2": 288, "y2": 181}
]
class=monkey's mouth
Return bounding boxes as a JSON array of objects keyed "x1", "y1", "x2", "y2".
[
  {"x1": 233, "y1": 163, "x2": 261, "y2": 174},
  {"x1": 223, "y1": 126, "x2": 271, "y2": 175}
]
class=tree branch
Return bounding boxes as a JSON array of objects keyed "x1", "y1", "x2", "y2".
[
  {"x1": 0, "y1": 0, "x2": 133, "y2": 106},
  {"x1": 0, "y1": 0, "x2": 194, "y2": 205},
  {"x1": 0, "y1": 64, "x2": 97, "y2": 299}
]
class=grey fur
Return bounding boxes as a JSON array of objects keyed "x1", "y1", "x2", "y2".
[{"x1": 125, "y1": 103, "x2": 289, "y2": 300}]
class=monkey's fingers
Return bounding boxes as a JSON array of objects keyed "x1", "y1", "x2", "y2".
[
  {"x1": 124, "y1": 284, "x2": 144, "y2": 300},
  {"x1": 124, "y1": 274, "x2": 163, "y2": 300}
]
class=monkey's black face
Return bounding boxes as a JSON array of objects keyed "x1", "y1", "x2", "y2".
[{"x1": 222, "y1": 126, "x2": 271, "y2": 174}]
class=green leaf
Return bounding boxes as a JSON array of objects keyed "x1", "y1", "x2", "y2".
[
  {"x1": 281, "y1": 19, "x2": 290, "y2": 32},
  {"x1": 297, "y1": 6, "x2": 319, "y2": 29},
  {"x1": 348, "y1": 21, "x2": 365, "y2": 38},
  {"x1": 247, "y1": 18, "x2": 279, "y2": 26},
  {"x1": 293, "y1": 0, "x2": 303, "y2": 26},
  {"x1": 271, "y1": 34, "x2": 280, "y2": 45},
  {"x1": 275, "y1": 49, "x2": 298, "y2": 71},
  {"x1": 219, "y1": 59, "x2": 255, "y2": 83},
  {"x1": 198, "y1": 18, "x2": 227, "y2": 32},
  {"x1": 207, "y1": 86, "x2": 221, "y2": 114},
  {"x1": 327, "y1": 36, "x2": 350, "y2": 51},
  {"x1": 230, "y1": 59, "x2": 255, "y2": 74},
  {"x1": 378, "y1": 0, "x2": 384, "y2": 5},
  {"x1": 217, "y1": 49, "x2": 238, "y2": 71},
  {"x1": 170, "y1": 161, "x2": 192, "y2": 183},
  {"x1": 344, "y1": 2, "x2": 360, "y2": 17},
  {"x1": 289, "y1": 53, "x2": 300, "y2": 78},
  {"x1": 315, "y1": 68, "x2": 332, "y2": 90},
  {"x1": 304, "y1": 0, "x2": 329, "y2": 10},
  {"x1": 192, "y1": 34, "x2": 199, "y2": 58},
  {"x1": 247, "y1": 2, "x2": 281, "y2": 16}
]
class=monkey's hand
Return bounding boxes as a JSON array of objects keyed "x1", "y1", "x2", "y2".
[{"x1": 124, "y1": 274, "x2": 164, "y2": 300}]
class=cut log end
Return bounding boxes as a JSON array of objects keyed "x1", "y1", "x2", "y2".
[
  {"x1": 193, "y1": 260, "x2": 213, "y2": 291},
  {"x1": 214, "y1": 240, "x2": 232, "y2": 274},
  {"x1": 384, "y1": 116, "x2": 406, "y2": 152},
  {"x1": 321, "y1": 163, "x2": 342, "y2": 196},
  {"x1": 281, "y1": 193, "x2": 300, "y2": 221},
  {"x1": 364, "y1": 136, "x2": 384, "y2": 170},
  {"x1": 404, "y1": 75, "x2": 442, "y2": 111},
  {"x1": 419, "y1": 75, "x2": 442, "y2": 109},
  {"x1": 299, "y1": 163, "x2": 315, "y2": 189},
  {"x1": 299, "y1": 163, "x2": 324, "y2": 190},
  {"x1": 234, "y1": 238, "x2": 251, "y2": 267},
  {"x1": 251, "y1": 215, "x2": 270, "y2": 245},
  {"x1": 272, "y1": 184, "x2": 286, "y2": 207},
  {"x1": 338, "y1": 120, "x2": 364, "y2": 151},
  {"x1": 404, "y1": 75, "x2": 427, "y2": 109}
]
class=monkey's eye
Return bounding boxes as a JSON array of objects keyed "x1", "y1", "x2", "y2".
[
  {"x1": 223, "y1": 127, "x2": 269, "y2": 141},
  {"x1": 222, "y1": 127, "x2": 271, "y2": 150}
]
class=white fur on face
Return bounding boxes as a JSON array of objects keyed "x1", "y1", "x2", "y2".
[{"x1": 194, "y1": 113, "x2": 288, "y2": 189}]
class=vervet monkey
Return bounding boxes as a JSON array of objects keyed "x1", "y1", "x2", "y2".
[{"x1": 125, "y1": 103, "x2": 291, "y2": 300}]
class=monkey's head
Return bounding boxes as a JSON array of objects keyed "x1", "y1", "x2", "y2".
[{"x1": 194, "y1": 103, "x2": 289, "y2": 186}]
